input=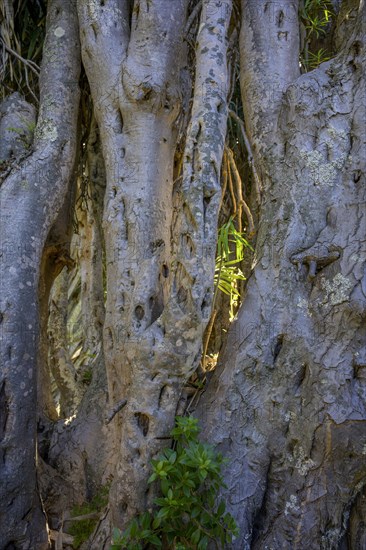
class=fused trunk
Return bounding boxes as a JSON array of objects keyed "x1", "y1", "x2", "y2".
[
  {"x1": 77, "y1": 1, "x2": 232, "y2": 542},
  {"x1": 197, "y1": 2, "x2": 366, "y2": 548}
]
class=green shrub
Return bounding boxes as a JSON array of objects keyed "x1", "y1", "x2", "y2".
[{"x1": 111, "y1": 416, "x2": 238, "y2": 549}]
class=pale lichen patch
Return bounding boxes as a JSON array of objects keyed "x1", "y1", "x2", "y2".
[
  {"x1": 300, "y1": 148, "x2": 347, "y2": 186},
  {"x1": 54, "y1": 27, "x2": 65, "y2": 38},
  {"x1": 293, "y1": 446, "x2": 315, "y2": 476},
  {"x1": 35, "y1": 118, "x2": 58, "y2": 142},
  {"x1": 284, "y1": 494, "x2": 300, "y2": 516},
  {"x1": 321, "y1": 273, "x2": 353, "y2": 306}
]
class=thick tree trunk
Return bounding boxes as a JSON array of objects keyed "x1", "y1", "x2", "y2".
[
  {"x1": 0, "y1": 1, "x2": 80, "y2": 547},
  {"x1": 197, "y1": 2, "x2": 366, "y2": 548},
  {"x1": 77, "y1": 1, "x2": 232, "y2": 543}
]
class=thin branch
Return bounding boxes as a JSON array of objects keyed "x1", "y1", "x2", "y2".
[
  {"x1": 64, "y1": 512, "x2": 100, "y2": 522},
  {"x1": 202, "y1": 308, "x2": 218, "y2": 371},
  {"x1": 185, "y1": 1, "x2": 203, "y2": 36},
  {"x1": 227, "y1": 147, "x2": 255, "y2": 236},
  {"x1": 229, "y1": 109, "x2": 262, "y2": 203},
  {"x1": 0, "y1": 38, "x2": 40, "y2": 75},
  {"x1": 219, "y1": 148, "x2": 228, "y2": 213},
  {"x1": 226, "y1": 151, "x2": 237, "y2": 216}
]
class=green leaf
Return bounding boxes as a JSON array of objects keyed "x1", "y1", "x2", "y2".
[
  {"x1": 191, "y1": 528, "x2": 201, "y2": 544},
  {"x1": 197, "y1": 535, "x2": 209, "y2": 550},
  {"x1": 110, "y1": 415, "x2": 239, "y2": 549},
  {"x1": 217, "y1": 500, "x2": 225, "y2": 516},
  {"x1": 169, "y1": 451, "x2": 177, "y2": 464},
  {"x1": 140, "y1": 512, "x2": 151, "y2": 530},
  {"x1": 148, "y1": 473, "x2": 157, "y2": 483},
  {"x1": 146, "y1": 533, "x2": 162, "y2": 547}
]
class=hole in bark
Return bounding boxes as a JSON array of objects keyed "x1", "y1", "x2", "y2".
[
  {"x1": 352, "y1": 41, "x2": 362, "y2": 56},
  {"x1": 217, "y1": 102, "x2": 223, "y2": 113},
  {"x1": 100, "y1": 0, "x2": 105, "y2": 5},
  {"x1": 112, "y1": 186, "x2": 117, "y2": 197},
  {"x1": 135, "y1": 413, "x2": 149, "y2": 436},
  {"x1": 203, "y1": 196, "x2": 211, "y2": 216},
  {"x1": 181, "y1": 233, "x2": 194, "y2": 258},
  {"x1": 4, "y1": 543, "x2": 16, "y2": 550},
  {"x1": 177, "y1": 286, "x2": 187, "y2": 304},
  {"x1": 288, "y1": 439, "x2": 299, "y2": 453},
  {"x1": 162, "y1": 264, "x2": 169, "y2": 278},
  {"x1": 277, "y1": 10, "x2": 284, "y2": 27},
  {"x1": 272, "y1": 334, "x2": 284, "y2": 362},
  {"x1": 0, "y1": 382, "x2": 9, "y2": 441},
  {"x1": 150, "y1": 290, "x2": 164, "y2": 325},
  {"x1": 353, "y1": 170, "x2": 361, "y2": 183},
  {"x1": 295, "y1": 363, "x2": 307, "y2": 390},
  {"x1": 201, "y1": 288, "x2": 211, "y2": 313},
  {"x1": 349, "y1": 60, "x2": 358, "y2": 72},
  {"x1": 150, "y1": 239, "x2": 164, "y2": 254},
  {"x1": 135, "y1": 305, "x2": 144, "y2": 320},
  {"x1": 120, "y1": 502, "x2": 128, "y2": 513},
  {"x1": 0, "y1": 311, "x2": 3, "y2": 323}
]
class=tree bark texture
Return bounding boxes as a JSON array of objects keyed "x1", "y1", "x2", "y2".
[
  {"x1": 197, "y1": 2, "x2": 366, "y2": 548},
  {"x1": 0, "y1": 1, "x2": 80, "y2": 547},
  {"x1": 76, "y1": 2, "x2": 233, "y2": 541}
]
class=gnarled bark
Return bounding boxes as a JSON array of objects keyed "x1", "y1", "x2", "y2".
[
  {"x1": 0, "y1": 1, "x2": 80, "y2": 546},
  {"x1": 197, "y1": 2, "x2": 366, "y2": 548},
  {"x1": 77, "y1": 1, "x2": 233, "y2": 543}
]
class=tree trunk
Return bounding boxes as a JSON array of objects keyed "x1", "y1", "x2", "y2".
[
  {"x1": 0, "y1": 1, "x2": 80, "y2": 547},
  {"x1": 197, "y1": 1, "x2": 366, "y2": 548},
  {"x1": 77, "y1": 0, "x2": 232, "y2": 541}
]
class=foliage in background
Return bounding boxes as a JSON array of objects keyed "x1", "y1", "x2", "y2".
[
  {"x1": 111, "y1": 416, "x2": 238, "y2": 550},
  {"x1": 0, "y1": 0, "x2": 46, "y2": 102},
  {"x1": 68, "y1": 486, "x2": 109, "y2": 548},
  {"x1": 300, "y1": 0, "x2": 335, "y2": 70},
  {"x1": 215, "y1": 218, "x2": 252, "y2": 320}
]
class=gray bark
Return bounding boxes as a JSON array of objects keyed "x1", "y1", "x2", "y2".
[
  {"x1": 0, "y1": 1, "x2": 80, "y2": 546},
  {"x1": 77, "y1": 0, "x2": 233, "y2": 544},
  {"x1": 197, "y1": 1, "x2": 366, "y2": 548}
]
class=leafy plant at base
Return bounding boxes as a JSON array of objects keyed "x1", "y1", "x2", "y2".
[{"x1": 111, "y1": 416, "x2": 238, "y2": 549}]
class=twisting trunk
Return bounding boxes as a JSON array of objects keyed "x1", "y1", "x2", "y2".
[
  {"x1": 197, "y1": 1, "x2": 366, "y2": 548},
  {"x1": 77, "y1": 0, "x2": 232, "y2": 542},
  {"x1": 0, "y1": 1, "x2": 80, "y2": 547}
]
